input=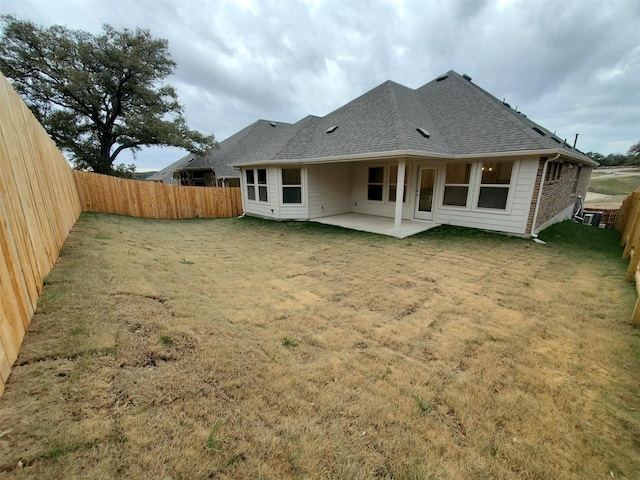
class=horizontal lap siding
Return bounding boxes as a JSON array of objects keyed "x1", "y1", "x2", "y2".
[
  {"x1": 308, "y1": 163, "x2": 352, "y2": 218},
  {"x1": 351, "y1": 162, "x2": 415, "y2": 219},
  {"x1": 242, "y1": 167, "x2": 279, "y2": 219},
  {"x1": 434, "y1": 158, "x2": 538, "y2": 234}
]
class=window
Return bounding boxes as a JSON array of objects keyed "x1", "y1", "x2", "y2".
[
  {"x1": 388, "y1": 164, "x2": 408, "y2": 203},
  {"x1": 246, "y1": 168, "x2": 268, "y2": 202},
  {"x1": 282, "y1": 168, "x2": 302, "y2": 204},
  {"x1": 257, "y1": 168, "x2": 268, "y2": 202},
  {"x1": 192, "y1": 171, "x2": 205, "y2": 187},
  {"x1": 545, "y1": 161, "x2": 563, "y2": 181},
  {"x1": 443, "y1": 163, "x2": 471, "y2": 206},
  {"x1": 477, "y1": 162, "x2": 513, "y2": 209},
  {"x1": 246, "y1": 170, "x2": 255, "y2": 200},
  {"x1": 367, "y1": 166, "x2": 384, "y2": 201}
]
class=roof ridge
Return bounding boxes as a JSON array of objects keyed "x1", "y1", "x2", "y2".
[
  {"x1": 385, "y1": 82, "x2": 404, "y2": 151},
  {"x1": 271, "y1": 115, "x2": 320, "y2": 159},
  {"x1": 447, "y1": 72, "x2": 550, "y2": 150}
]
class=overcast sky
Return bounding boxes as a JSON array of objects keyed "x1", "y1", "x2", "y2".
[{"x1": 2, "y1": 0, "x2": 639, "y2": 171}]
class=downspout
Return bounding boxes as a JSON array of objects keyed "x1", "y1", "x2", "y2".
[{"x1": 531, "y1": 153, "x2": 561, "y2": 241}]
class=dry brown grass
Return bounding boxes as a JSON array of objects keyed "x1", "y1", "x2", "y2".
[{"x1": 0, "y1": 214, "x2": 639, "y2": 479}]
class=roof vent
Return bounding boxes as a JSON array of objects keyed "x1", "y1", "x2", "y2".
[
  {"x1": 269, "y1": 121, "x2": 277, "y2": 127},
  {"x1": 502, "y1": 99, "x2": 511, "y2": 108},
  {"x1": 436, "y1": 74, "x2": 449, "y2": 82},
  {"x1": 326, "y1": 125, "x2": 338, "y2": 133},
  {"x1": 551, "y1": 137, "x2": 562, "y2": 144},
  {"x1": 532, "y1": 127, "x2": 546, "y2": 136},
  {"x1": 462, "y1": 74, "x2": 472, "y2": 81},
  {"x1": 188, "y1": 158, "x2": 195, "y2": 163},
  {"x1": 416, "y1": 128, "x2": 430, "y2": 138}
]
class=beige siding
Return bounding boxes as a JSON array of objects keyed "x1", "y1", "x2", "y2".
[
  {"x1": 242, "y1": 166, "x2": 309, "y2": 220},
  {"x1": 434, "y1": 158, "x2": 538, "y2": 235},
  {"x1": 242, "y1": 167, "x2": 278, "y2": 218},
  {"x1": 350, "y1": 161, "x2": 417, "y2": 219},
  {"x1": 308, "y1": 163, "x2": 352, "y2": 218}
]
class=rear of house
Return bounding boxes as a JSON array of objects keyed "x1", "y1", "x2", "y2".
[{"x1": 231, "y1": 71, "x2": 595, "y2": 236}]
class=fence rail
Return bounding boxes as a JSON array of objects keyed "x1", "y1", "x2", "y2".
[
  {"x1": 0, "y1": 72, "x2": 82, "y2": 394},
  {"x1": 0, "y1": 71, "x2": 246, "y2": 395},
  {"x1": 616, "y1": 190, "x2": 640, "y2": 323},
  {"x1": 74, "y1": 171, "x2": 242, "y2": 219}
]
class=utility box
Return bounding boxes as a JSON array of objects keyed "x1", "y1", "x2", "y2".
[{"x1": 583, "y1": 210, "x2": 603, "y2": 227}]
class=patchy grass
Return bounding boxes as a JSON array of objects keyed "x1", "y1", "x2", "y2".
[
  {"x1": 589, "y1": 174, "x2": 640, "y2": 196},
  {"x1": 0, "y1": 214, "x2": 638, "y2": 479}
]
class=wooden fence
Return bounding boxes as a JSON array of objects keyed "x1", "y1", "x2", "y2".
[
  {"x1": 616, "y1": 190, "x2": 640, "y2": 323},
  {"x1": 0, "y1": 71, "x2": 245, "y2": 395},
  {"x1": 0, "y1": 72, "x2": 82, "y2": 394},
  {"x1": 74, "y1": 171, "x2": 242, "y2": 219}
]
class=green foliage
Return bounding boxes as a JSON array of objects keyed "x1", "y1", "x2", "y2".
[
  {"x1": 205, "y1": 420, "x2": 224, "y2": 452},
  {"x1": 0, "y1": 15, "x2": 217, "y2": 175},
  {"x1": 414, "y1": 395, "x2": 434, "y2": 413},
  {"x1": 588, "y1": 175, "x2": 640, "y2": 196},
  {"x1": 587, "y1": 140, "x2": 640, "y2": 167},
  {"x1": 282, "y1": 336, "x2": 299, "y2": 348},
  {"x1": 537, "y1": 220, "x2": 623, "y2": 259}
]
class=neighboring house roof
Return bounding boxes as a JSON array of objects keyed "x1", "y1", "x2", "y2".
[
  {"x1": 146, "y1": 153, "x2": 195, "y2": 184},
  {"x1": 174, "y1": 118, "x2": 313, "y2": 178},
  {"x1": 230, "y1": 70, "x2": 596, "y2": 167}
]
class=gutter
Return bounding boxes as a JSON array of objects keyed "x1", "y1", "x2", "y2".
[
  {"x1": 530, "y1": 153, "x2": 560, "y2": 240},
  {"x1": 229, "y1": 148, "x2": 596, "y2": 169}
]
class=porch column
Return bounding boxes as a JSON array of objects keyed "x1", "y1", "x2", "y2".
[{"x1": 394, "y1": 159, "x2": 406, "y2": 231}]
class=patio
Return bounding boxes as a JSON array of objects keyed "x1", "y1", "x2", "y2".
[{"x1": 311, "y1": 213, "x2": 440, "y2": 238}]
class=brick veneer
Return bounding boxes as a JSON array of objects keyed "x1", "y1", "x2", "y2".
[{"x1": 525, "y1": 157, "x2": 592, "y2": 234}]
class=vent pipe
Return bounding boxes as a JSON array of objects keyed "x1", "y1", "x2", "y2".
[{"x1": 573, "y1": 133, "x2": 579, "y2": 148}]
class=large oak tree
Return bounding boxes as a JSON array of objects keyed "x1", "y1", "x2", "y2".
[{"x1": 0, "y1": 16, "x2": 216, "y2": 175}]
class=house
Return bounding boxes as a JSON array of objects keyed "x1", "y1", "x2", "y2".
[
  {"x1": 228, "y1": 70, "x2": 596, "y2": 238},
  {"x1": 148, "y1": 127, "x2": 258, "y2": 186},
  {"x1": 146, "y1": 153, "x2": 195, "y2": 184},
  {"x1": 164, "y1": 122, "x2": 288, "y2": 187}
]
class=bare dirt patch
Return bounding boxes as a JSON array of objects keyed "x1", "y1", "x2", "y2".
[{"x1": 0, "y1": 214, "x2": 638, "y2": 479}]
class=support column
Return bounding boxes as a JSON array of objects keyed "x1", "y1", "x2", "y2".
[{"x1": 394, "y1": 159, "x2": 406, "y2": 231}]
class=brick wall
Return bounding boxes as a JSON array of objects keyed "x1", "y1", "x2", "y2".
[{"x1": 535, "y1": 160, "x2": 592, "y2": 230}]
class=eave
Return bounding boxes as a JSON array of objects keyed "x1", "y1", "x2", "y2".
[{"x1": 229, "y1": 147, "x2": 597, "y2": 168}]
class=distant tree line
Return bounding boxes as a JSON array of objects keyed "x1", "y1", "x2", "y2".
[{"x1": 587, "y1": 140, "x2": 640, "y2": 166}]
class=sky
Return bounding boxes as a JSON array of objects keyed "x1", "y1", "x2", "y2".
[{"x1": 1, "y1": 0, "x2": 639, "y2": 171}]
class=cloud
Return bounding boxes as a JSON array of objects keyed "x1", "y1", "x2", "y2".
[{"x1": 2, "y1": 0, "x2": 639, "y2": 170}]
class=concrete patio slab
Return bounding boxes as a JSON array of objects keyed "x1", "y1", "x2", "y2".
[{"x1": 311, "y1": 213, "x2": 440, "y2": 238}]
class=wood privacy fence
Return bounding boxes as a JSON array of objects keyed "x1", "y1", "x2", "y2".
[
  {"x1": 0, "y1": 72, "x2": 82, "y2": 394},
  {"x1": 617, "y1": 189, "x2": 640, "y2": 323},
  {"x1": 0, "y1": 72, "x2": 244, "y2": 395},
  {"x1": 74, "y1": 171, "x2": 242, "y2": 219}
]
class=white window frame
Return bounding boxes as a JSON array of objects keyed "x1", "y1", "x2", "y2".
[
  {"x1": 473, "y1": 161, "x2": 516, "y2": 212},
  {"x1": 441, "y1": 162, "x2": 474, "y2": 209},
  {"x1": 366, "y1": 165, "x2": 385, "y2": 202},
  {"x1": 387, "y1": 163, "x2": 410, "y2": 205},
  {"x1": 245, "y1": 168, "x2": 268, "y2": 203},
  {"x1": 365, "y1": 164, "x2": 411, "y2": 205},
  {"x1": 280, "y1": 167, "x2": 305, "y2": 205}
]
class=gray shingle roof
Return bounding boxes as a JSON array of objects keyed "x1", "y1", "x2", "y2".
[
  {"x1": 168, "y1": 70, "x2": 594, "y2": 170},
  {"x1": 146, "y1": 153, "x2": 195, "y2": 184}
]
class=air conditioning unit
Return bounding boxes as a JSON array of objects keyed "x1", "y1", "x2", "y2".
[{"x1": 583, "y1": 213, "x2": 594, "y2": 225}]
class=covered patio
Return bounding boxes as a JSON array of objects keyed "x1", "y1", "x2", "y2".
[{"x1": 311, "y1": 213, "x2": 440, "y2": 238}]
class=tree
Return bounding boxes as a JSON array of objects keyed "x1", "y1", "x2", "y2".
[
  {"x1": 586, "y1": 151, "x2": 605, "y2": 165},
  {"x1": 628, "y1": 140, "x2": 640, "y2": 162},
  {"x1": 0, "y1": 16, "x2": 216, "y2": 175}
]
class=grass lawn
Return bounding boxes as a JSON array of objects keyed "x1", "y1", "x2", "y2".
[
  {"x1": 588, "y1": 174, "x2": 640, "y2": 196},
  {"x1": 0, "y1": 214, "x2": 639, "y2": 479}
]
